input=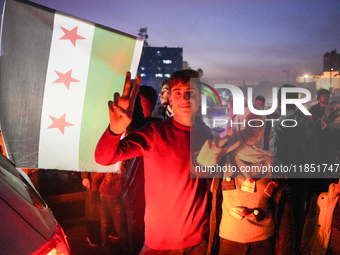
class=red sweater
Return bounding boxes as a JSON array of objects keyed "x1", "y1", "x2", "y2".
[{"x1": 95, "y1": 118, "x2": 212, "y2": 250}]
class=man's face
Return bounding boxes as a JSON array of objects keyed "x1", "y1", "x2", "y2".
[
  {"x1": 168, "y1": 81, "x2": 200, "y2": 120},
  {"x1": 320, "y1": 94, "x2": 330, "y2": 105},
  {"x1": 159, "y1": 84, "x2": 170, "y2": 105},
  {"x1": 254, "y1": 99, "x2": 265, "y2": 109}
]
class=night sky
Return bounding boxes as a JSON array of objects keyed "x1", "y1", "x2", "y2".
[{"x1": 1, "y1": 0, "x2": 339, "y2": 80}]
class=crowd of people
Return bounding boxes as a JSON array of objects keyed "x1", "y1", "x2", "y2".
[{"x1": 82, "y1": 69, "x2": 340, "y2": 255}]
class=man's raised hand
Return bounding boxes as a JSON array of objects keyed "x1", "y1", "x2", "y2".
[
  {"x1": 108, "y1": 72, "x2": 141, "y2": 134},
  {"x1": 197, "y1": 129, "x2": 241, "y2": 167}
]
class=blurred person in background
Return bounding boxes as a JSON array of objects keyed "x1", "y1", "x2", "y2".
[
  {"x1": 309, "y1": 89, "x2": 330, "y2": 123},
  {"x1": 318, "y1": 101, "x2": 340, "y2": 164},
  {"x1": 301, "y1": 101, "x2": 340, "y2": 255},
  {"x1": 122, "y1": 85, "x2": 161, "y2": 254},
  {"x1": 92, "y1": 168, "x2": 129, "y2": 254},
  {"x1": 81, "y1": 172, "x2": 101, "y2": 247},
  {"x1": 254, "y1": 95, "x2": 266, "y2": 109},
  {"x1": 152, "y1": 79, "x2": 174, "y2": 120}
]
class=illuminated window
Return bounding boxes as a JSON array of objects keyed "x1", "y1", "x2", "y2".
[
  {"x1": 140, "y1": 67, "x2": 145, "y2": 70},
  {"x1": 163, "y1": 60, "x2": 172, "y2": 64},
  {"x1": 155, "y1": 73, "x2": 163, "y2": 78},
  {"x1": 164, "y1": 74, "x2": 171, "y2": 78},
  {"x1": 140, "y1": 73, "x2": 146, "y2": 77}
]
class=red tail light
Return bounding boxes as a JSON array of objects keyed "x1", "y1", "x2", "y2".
[{"x1": 32, "y1": 224, "x2": 70, "y2": 255}]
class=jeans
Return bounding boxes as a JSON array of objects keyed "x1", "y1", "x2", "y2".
[
  {"x1": 85, "y1": 188, "x2": 101, "y2": 244},
  {"x1": 100, "y1": 194, "x2": 128, "y2": 253},
  {"x1": 139, "y1": 241, "x2": 207, "y2": 255},
  {"x1": 218, "y1": 236, "x2": 275, "y2": 255}
]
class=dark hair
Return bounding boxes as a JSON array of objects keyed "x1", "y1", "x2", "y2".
[
  {"x1": 139, "y1": 85, "x2": 158, "y2": 111},
  {"x1": 160, "y1": 79, "x2": 168, "y2": 88},
  {"x1": 128, "y1": 90, "x2": 146, "y2": 133},
  {"x1": 317, "y1": 89, "x2": 330, "y2": 100},
  {"x1": 255, "y1": 95, "x2": 265, "y2": 104},
  {"x1": 168, "y1": 69, "x2": 201, "y2": 90}
]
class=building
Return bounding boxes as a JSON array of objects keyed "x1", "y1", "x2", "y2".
[
  {"x1": 323, "y1": 49, "x2": 340, "y2": 72},
  {"x1": 296, "y1": 49, "x2": 340, "y2": 97},
  {"x1": 138, "y1": 46, "x2": 183, "y2": 93}
]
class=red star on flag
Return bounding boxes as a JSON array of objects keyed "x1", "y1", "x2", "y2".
[
  {"x1": 59, "y1": 26, "x2": 85, "y2": 47},
  {"x1": 53, "y1": 69, "x2": 80, "y2": 90},
  {"x1": 48, "y1": 114, "x2": 74, "y2": 134}
]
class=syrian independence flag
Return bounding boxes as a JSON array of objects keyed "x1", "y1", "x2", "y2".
[{"x1": 0, "y1": 0, "x2": 143, "y2": 171}]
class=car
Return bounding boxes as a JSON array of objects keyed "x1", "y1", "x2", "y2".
[{"x1": 0, "y1": 153, "x2": 70, "y2": 255}]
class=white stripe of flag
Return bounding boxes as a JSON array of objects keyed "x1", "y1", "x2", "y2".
[{"x1": 39, "y1": 12, "x2": 95, "y2": 170}]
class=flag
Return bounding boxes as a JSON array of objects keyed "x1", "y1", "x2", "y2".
[{"x1": 0, "y1": 0, "x2": 143, "y2": 171}]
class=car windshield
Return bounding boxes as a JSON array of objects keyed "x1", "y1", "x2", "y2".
[{"x1": 0, "y1": 154, "x2": 46, "y2": 209}]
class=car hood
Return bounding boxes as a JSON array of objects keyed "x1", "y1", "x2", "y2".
[{"x1": 0, "y1": 162, "x2": 57, "y2": 253}]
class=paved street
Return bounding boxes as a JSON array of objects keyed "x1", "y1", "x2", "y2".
[
  {"x1": 63, "y1": 220, "x2": 125, "y2": 254},
  {"x1": 62, "y1": 220, "x2": 104, "y2": 255},
  {"x1": 29, "y1": 170, "x2": 124, "y2": 254},
  {"x1": 52, "y1": 202, "x2": 123, "y2": 255}
]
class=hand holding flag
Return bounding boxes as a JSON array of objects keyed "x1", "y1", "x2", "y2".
[{"x1": 109, "y1": 72, "x2": 141, "y2": 134}]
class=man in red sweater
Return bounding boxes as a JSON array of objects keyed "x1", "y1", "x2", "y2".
[{"x1": 95, "y1": 70, "x2": 212, "y2": 254}]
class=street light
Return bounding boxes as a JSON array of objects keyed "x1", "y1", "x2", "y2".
[
  {"x1": 330, "y1": 67, "x2": 333, "y2": 90},
  {"x1": 304, "y1": 74, "x2": 309, "y2": 88}
]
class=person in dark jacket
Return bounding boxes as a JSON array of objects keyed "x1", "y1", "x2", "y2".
[
  {"x1": 122, "y1": 85, "x2": 159, "y2": 254},
  {"x1": 309, "y1": 89, "x2": 330, "y2": 123}
]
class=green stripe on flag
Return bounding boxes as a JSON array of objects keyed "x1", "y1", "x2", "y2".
[{"x1": 79, "y1": 26, "x2": 138, "y2": 171}]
